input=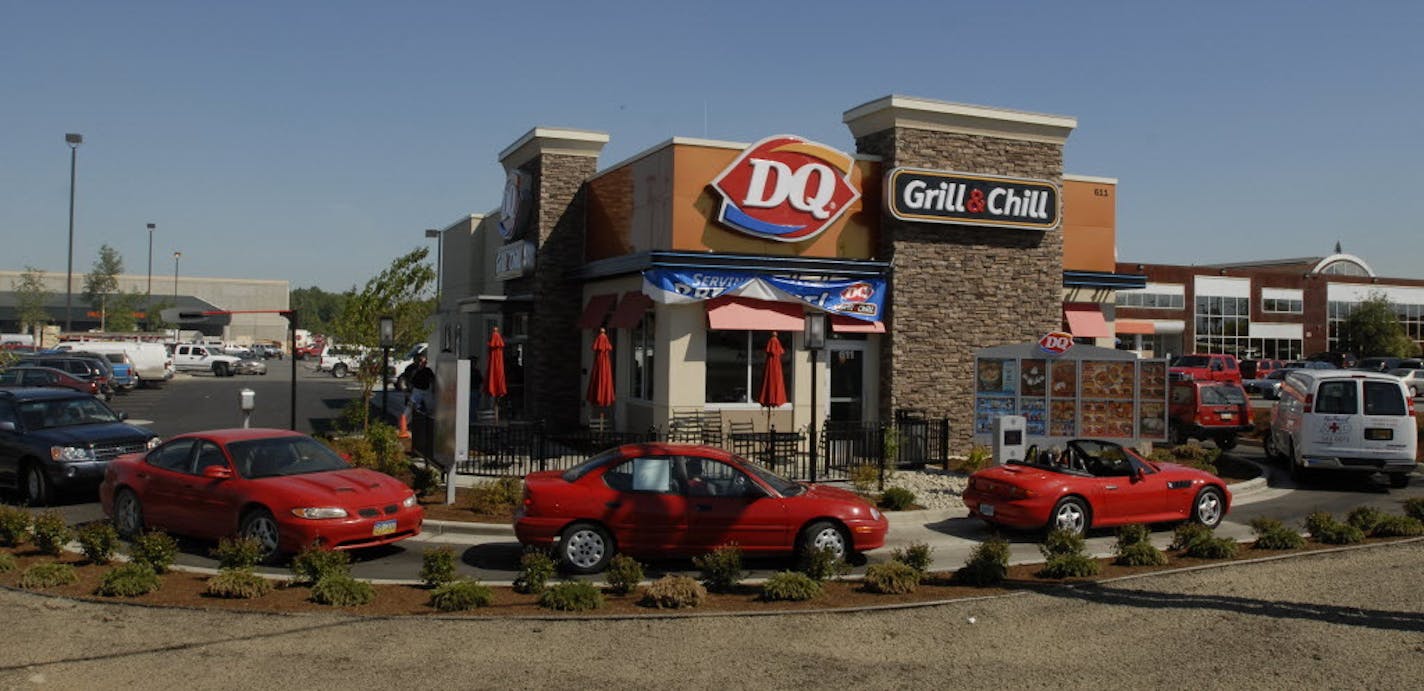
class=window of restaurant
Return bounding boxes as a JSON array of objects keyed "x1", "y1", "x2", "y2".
[
  {"x1": 705, "y1": 330, "x2": 792, "y2": 405},
  {"x1": 630, "y1": 312, "x2": 655, "y2": 400}
]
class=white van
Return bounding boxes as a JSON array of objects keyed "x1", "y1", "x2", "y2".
[
  {"x1": 53, "y1": 341, "x2": 173, "y2": 388},
  {"x1": 1266, "y1": 369, "x2": 1418, "y2": 487}
]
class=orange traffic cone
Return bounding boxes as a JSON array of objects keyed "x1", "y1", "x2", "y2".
[{"x1": 397, "y1": 412, "x2": 411, "y2": 439}]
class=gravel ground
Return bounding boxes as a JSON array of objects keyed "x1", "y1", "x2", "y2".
[
  {"x1": 2, "y1": 543, "x2": 1421, "y2": 689},
  {"x1": 881, "y1": 467, "x2": 968, "y2": 509}
]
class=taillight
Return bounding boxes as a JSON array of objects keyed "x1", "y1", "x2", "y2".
[
  {"x1": 1303, "y1": 393, "x2": 1313, "y2": 414},
  {"x1": 1409, "y1": 398, "x2": 1416, "y2": 418}
]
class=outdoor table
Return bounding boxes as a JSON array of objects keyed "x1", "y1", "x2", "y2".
[{"x1": 730, "y1": 431, "x2": 802, "y2": 468}]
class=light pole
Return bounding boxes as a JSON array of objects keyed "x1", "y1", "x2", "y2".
[
  {"x1": 803, "y1": 313, "x2": 827, "y2": 484},
  {"x1": 425, "y1": 228, "x2": 442, "y2": 305},
  {"x1": 64, "y1": 133, "x2": 83, "y2": 332},
  {"x1": 146, "y1": 223, "x2": 155, "y2": 330},
  {"x1": 380, "y1": 315, "x2": 395, "y2": 421},
  {"x1": 172, "y1": 251, "x2": 181, "y2": 344}
]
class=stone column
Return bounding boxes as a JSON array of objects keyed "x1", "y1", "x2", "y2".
[
  {"x1": 843, "y1": 96, "x2": 1075, "y2": 451},
  {"x1": 498, "y1": 128, "x2": 609, "y2": 426}
]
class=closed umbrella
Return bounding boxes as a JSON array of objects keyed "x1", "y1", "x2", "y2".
[
  {"x1": 484, "y1": 327, "x2": 507, "y2": 423},
  {"x1": 757, "y1": 332, "x2": 788, "y2": 431},
  {"x1": 586, "y1": 328, "x2": 615, "y2": 428}
]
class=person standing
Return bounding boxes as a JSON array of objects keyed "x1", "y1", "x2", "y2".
[{"x1": 406, "y1": 353, "x2": 435, "y2": 415}]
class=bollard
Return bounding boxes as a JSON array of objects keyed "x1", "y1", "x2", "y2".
[{"x1": 239, "y1": 388, "x2": 255, "y2": 429}]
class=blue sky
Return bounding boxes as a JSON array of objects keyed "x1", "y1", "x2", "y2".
[{"x1": 3, "y1": 1, "x2": 1421, "y2": 291}]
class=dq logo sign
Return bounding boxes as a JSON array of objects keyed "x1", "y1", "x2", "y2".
[
  {"x1": 840, "y1": 282, "x2": 874, "y2": 302},
  {"x1": 1038, "y1": 331, "x2": 1075, "y2": 356},
  {"x1": 710, "y1": 135, "x2": 860, "y2": 243}
]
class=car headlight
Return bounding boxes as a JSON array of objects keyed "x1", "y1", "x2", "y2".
[
  {"x1": 402, "y1": 493, "x2": 418, "y2": 508},
  {"x1": 146, "y1": 437, "x2": 162, "y2": 450},
  {"x1": 290, "y1": 507, "x2": 348, "y2": 519},
  {"x1": 869, "y1": 507, "x2": 882, "y2": 521},
  {"x1": 51, "y1": 446, "x2": 95, "y2": 462}
]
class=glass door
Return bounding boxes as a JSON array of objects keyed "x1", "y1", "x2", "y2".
[{"x1": 828, "y1": 342, "x2": 866, "y2": 422}]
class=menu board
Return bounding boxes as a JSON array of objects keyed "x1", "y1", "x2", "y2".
[
  {"x1": 974, "y1": 396, "x2": 1017, "y2": 433},
  {"x1": 1081, "y1": 361, "x2": 1134, "y2": 398},
  {"x1": 1081, "y1": 401, "x2": 1135, "y2": 437},
  {"x1": 1022, "y1": 399, "x2": 1047, "y2": 435},
  {"x1": 1049, "y1": 400, "x2": 1077, "y2": 437},
  {"x1": 973, "y1": 349, "x2": 1169, "y2": 442},
  {"x1": 976, "y1": 359, "x2": 1017, "y2": 394},
  {"x1": 1139, "y1": 401, "x2": 1167, "y2": 438},
  {"x1": 1050, "y1": 360, "x2": 1077, "y2": 397},
  {"x1": 1020, "y1": 359, "x2": 1047, "y2": 397}
]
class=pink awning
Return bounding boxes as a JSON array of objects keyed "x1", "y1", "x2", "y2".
[
  {"x1": 831, "y1": 316, "x2": 886, "y2": 333},
  {"x1": 706, "y1": 296, "x2": 804, "y2": 332},
  {"x1": 606, "y1": 291, "x2": 654, "y2": 329},
  {"x1": 576, "y1": 294, "x2": 618, "y2": 329},
  {"x1": 1063, "y1": 303, "x2": 1110, "y2": 339},
  {"x1": 1115, "y1": 319, "x2": 1155, "y2": 335}
]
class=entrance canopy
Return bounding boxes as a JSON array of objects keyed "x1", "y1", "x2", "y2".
[{"x1": 643, "y1": 268, "x2": 885, "y2": 323}]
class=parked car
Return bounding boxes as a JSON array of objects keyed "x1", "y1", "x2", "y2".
[
  {"x1": 172, "y1": 343, "x2": 242, "y2": 377},
  {"x1": 0, "y1": 365, "x2": 101, "y2": 396},
  {"x1": 316, "y1": 345, "x2": 368, "y2": 378},
  {"x1": 1265, "y1": 369, "x2": 1417, "y2": 487},
  {"x1": 1169, "y1": 353, "x2": 1242, "y2": 384},
  {"x1": 515, "y1": 443, "x2": 888, "y2": 574},
  {"x1": 1355, "y1": 357, "x2": 1404, "y2": 373},
  {"x1": 1387, "y1": 368, "x2": 1424, "y2": 398},
  {"x1": 0, "y1": 388, "x2": 159, "y2": 505},
  {"x1": 100, "y1": 428, "x2": 423, "y2": 562},
  {"x1": 55, "y1": 341, "x2": 172, "y2": 388},
  {"x1": 21, "y1": 354, "x2": 114, "y2": 399},
  {"x1": 1239, "y1": 358, "x2": 1286, "y2": 380},
  {"x1": 294, "y1": 341, "x2": 325, "y2": 360},
  {"x1": 1243, "y1": 369, "x2": 1289, "y2": 400},
  {"x1": 962, "y1": 439, "x2": 1230, "y2": 536},
  {"x1": 1168, "y1": 380, "x2": 1252, "y2": 449},
  {"x1": 1284, "y1": 360, "x2": 1335, "y2": 370},
  {"x1": 1306, "y1": 351, "x2": 1357, "y2": 369},
  {"x1": 233, "y1": 357, "x2": 268, "y2": 376},
  {"x1": 69, "y1": 350, "x2": 135, "y2": 392}
]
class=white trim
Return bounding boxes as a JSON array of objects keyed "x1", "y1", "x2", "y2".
[
  {"x1": 1063, "y1": 174, "x2": 1119, "y2": 185},
  {"x1": 843, "y1": 94, "x2": 1076, "y2": 144},
  {"x1": 439, "y1": 214, "x2": 484, "y2": 233},
  {"x1": 1328, "y1": 283, "x2": 1424, "y2": 305},
  {"x1": 1142, "y1": 282, "x2": 1185, "y2": 296},
  {"x1": 1248, "y1": 322, "x2": 1303, "y2": 340},
  {"x1": 499, "y1": 127, "x2": 610, "y2": 170},
  {"x1": 1151, "y1": 320, "x2": 1186, "y2": 335},
  {"x1": 1310, "y1": 253, "x2": 1375, "y2": 277},
  {"x1": 1261, "y1": 287, "x2": 1303, "y2": 301},
  {"x1": 1194, "y1": 275, "x2": 1251, "y2": 298}
]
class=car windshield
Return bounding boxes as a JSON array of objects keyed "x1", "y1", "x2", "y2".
[
  {"x1": 1201, "y1": 385, "x2": 1247, "y2": 405},
  {"x1": 17, "y1": 397, "x2": 120, "y2": 428},
  {"x1": 1266, "y1": 370, "x2": 1287, "y2": 380},
  {"x1": 1172, "y1": 356, "x2": 1210, "y2": 367},
  {"x1": 227, "y1": 436, "x2": 351, "y2": 479},
  {"x1": 731, "y1": 454, "x2": 804, "y2": 496}
]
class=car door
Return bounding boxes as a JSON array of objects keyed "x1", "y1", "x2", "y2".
[
  {"x1": 139, "y1": 439, "x2": 198, "y2": 531},
  {"x1": 0, "y1": 400, "x2": 23, "y2": 489},
  {"x1": 596, "y1": 455, "x2": 687, "y2": 553},
  {"x1": 682, "y1": 457, "x2": 790, "y2": 552},
  {"x1": 175, "y1": 440, "x2": 243, "y2": 539},
  {"x1": 1077, "y1": 441, "x2": 1165, "y2": 524}
]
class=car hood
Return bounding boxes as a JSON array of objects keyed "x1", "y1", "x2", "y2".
[
  {"x1": 255, "y1": 468, "x2": 412, "y2": 505},
  {"x1": 972, "y1": 463, "x2": 1057, "y2": 484},
  {"x1": 29, "y1": 423, "x2": 156, "y2": 446},
  {"x1": 796, "y1": 483, "x2": 874, "y2": 506}
]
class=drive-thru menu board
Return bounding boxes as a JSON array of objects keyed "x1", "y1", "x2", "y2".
[{"x1": 973, "y1": 341, "x2": 1168, "y2": 443}]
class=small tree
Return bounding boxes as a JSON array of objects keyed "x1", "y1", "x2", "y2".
[
  {"x1": 13, "y1": 266, "x2": 51, "y2": 338},
  {"x1": 1337, "y1": 293, "x2": 1420, "y2": 358},
  {"x1": 82, "y1": 245, "x2": 124, "y2": 331}
]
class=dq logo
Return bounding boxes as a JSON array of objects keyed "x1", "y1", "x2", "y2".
[
  {"x1": 840, "y1": 282, "x2": 874, "y2": 302},
  {"x1": 1038, "y1": 331, "x2": 1075, "y2": 356},
  {"x1": 710, "y1": 135, "x2": 860, "y2": 243}
]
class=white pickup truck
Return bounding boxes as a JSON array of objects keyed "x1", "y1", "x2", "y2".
[
  {"x1": 172, "y1": 343, "x2": 242, "y2": 377},
  {"x1": 315, "y1": 345, "x2": 369, "y2": 378}
]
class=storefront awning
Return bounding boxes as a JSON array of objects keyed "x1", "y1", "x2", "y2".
[
  {"x1": 1063, "y1": 303, "x2": 1110, "y2": 339},
  {"x1": 1115, "y1": 319, "x2": 1155, "y2": 335},
  {"x1": 706, "y1": 296, "x2": 804, "y2": 332},
  {"x1": 606, "y1": 291, "x2": 654, "y2": 329},
  {"x1": 831, "y1": 316, "x2": 886, "y2": 333},
  {"x1": 576, "y1": 293, "x2": 618, "y2": 329}
]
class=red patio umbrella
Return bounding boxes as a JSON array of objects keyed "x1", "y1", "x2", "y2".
[
  {"x1": 586, "y1": 328, "x2": 615, "y2": 427},
  {"x1": 484, "y1": 327, "x2": 508, "y2": 422},
  {"x1": 757, "y1": 332, "x2": 788, "y2": 431}
]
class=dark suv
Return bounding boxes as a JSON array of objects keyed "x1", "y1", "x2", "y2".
[{"x1": 0, "y1": 388, "x2": 158, "y2": 505}]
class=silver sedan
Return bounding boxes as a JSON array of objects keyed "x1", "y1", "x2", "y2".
[
  {"x1": 1243, "y1": 369, "x2": 1288, "y2": 399},
  {"x1": 233, "y1": 358, "x2": 268, "y2": 375}
]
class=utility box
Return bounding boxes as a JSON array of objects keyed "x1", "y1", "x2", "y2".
[{"x1": 991, "y1": 415, "x2": 1027, "y2": 465}]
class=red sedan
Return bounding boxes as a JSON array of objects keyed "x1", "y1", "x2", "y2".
[
  {"x1": 962, "y1": 439, "x2": 1230, "y2": 535},
  {"x1": 0, "y1": 365, "x2": 100, "y2": 396},
  {"x1": 515, "y1": 443, "x2": 889, "y2": 574},
  {"x1": 100, "y1": 428, "x2": 423, "y2": 562}
]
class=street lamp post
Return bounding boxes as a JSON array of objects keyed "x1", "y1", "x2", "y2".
[
  {"x1": 146, "y1": 223, "x2": 155, "y2": 330},
  {"x1": 380, "y1": 316, "x2": 395, "y2": 421},
  {"x1": 172, "y1": 251, "x2": 181, "y2": 344},
  {"x1": 803, "y1": 313, "x2": 827, "y2": 484},
  {"x1": 64, "y1": 133, "x2": 83, "y2": 332},
  {"x1": 425, "y1": 229, "x2": 442, "y2": 305}
]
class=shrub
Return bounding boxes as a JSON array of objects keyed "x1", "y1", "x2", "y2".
[
  {"x1": 19, "y1": 562, "x2": 77, "y2": 589},
  {"x1": 420, "y1": 547, "x2": 458, "y2": 588},
  {"x1": 77, "y1": 523, "x2": 120, "y2": 564},
  {"x1": 604, "y1": 554, "x2": 644, "y2": 595},
  {"x1": 1303, "y1": 512, "x2": 1336, "y2": 537},
  {"x1": 538, "y1": 580, "x2": 603, "y2": 612},
  {"x1": 0, "y1": 505, "x2": 31, "y2": 547},
  {"x1": 0, "y1": 552, "x2": 15, "y2": 573},
  {"x1": 1115, "y1": 541, "x2": 1169, "y2": 567},
  {"x1": 429, "y1": 580, "x2": 494, "y2": 611},
  {"x1": 891, "y1": 542, "x2": 934, "y2": 575},
  {"x1": 1305, "y1": 512, "x2": 1365, "y2": 545},
  {"x1": 365, "y1": 421, "x2": 407, "y2": 476},
  {"x1": 640, "y1": 575, "x2": 707, "y2": 609},
  {"x1": 761, "y1": 571, "x2": 822, "y2": 602},
  {"x1": 211, "y1": 537, "x2": 263, "y2": 570},
  {"x1": 1347, "y1": 506, "x2": 1389, "y2": 534},
  {"x1": 204, "y1": 568, "x2": 273, "y2": 599},
  {"x1": 31, "y1": 511, "x2": 72, "y2": 557},
  {"x1": 1037, "y1": 554, "x2": 1101, "y2": 579},
  {"x1": 1404, "y1": 498, "x2": 1424, "y2": 523},
  {"x1": 954, "y1": 537, "x2": 1009, "y2": 586},
  {"x1": 513, "y1": 550, "x2": 556, "y2": 594},
  {"x1": 291, "y1": 546, "x2": 351, "y2": 584},
  {"x1": 310, "y1": 574, "x2": 375, "y2": 606},
  {"x1": 952, "y1": 445, "x2": 993, "y2": 473},
  {"x1": 1154, "y1": 442, "x2": 1221, "y2": 475},
  {"x1": 878, "y1": 487, "x2": 916, "y2": 511},
  {"x1": 1185, "y1": 536, "x2": 1239, "y2": 559},
  {"x1": 410, "y1": 463, "x2": 441, "y2": 497},
  {"x1": 96, "y1": 563, "x2": 161, "y2": 597},
  {"x1": 1250, "y1": 517, "x2": 1306, "y2": 550},
  {"x1": 849, "y1": 463, "x2": 882, "y2": 494},
  {"x1": 1369, "y1": 514, "x2": 1424, "y2": 537},
  {"x1": 129, "y1": 531, "x2": 178, "y2": 574},
  {"x1": 1040, "y1": 529, "x2": 1088, "y2": 559},
  {"x1": 1114, "y1": 524, "x2": 1152, "y2": 551},
  {"x1": 1169, "y1": 523, "x2": 1212, "y2": 552},
  {"x1": 864, "y1": 560, "x2": 920, "y2": 594},
  {"x1": 801, "y1": 546, "x2": 850, "y2": 581},
  {"x1": 693, "y1": 544, "x2": 746, "y2": 592},
  {"x1": 469, "y1": 477, "x2": 522, "y2": 517}
]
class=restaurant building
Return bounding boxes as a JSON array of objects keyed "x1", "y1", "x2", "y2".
[{"x1": 433, "y1": 95, "x2": 1144, "y2": 451}]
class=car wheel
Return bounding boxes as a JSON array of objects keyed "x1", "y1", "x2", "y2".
[
  {"x1": 239, "y1": 508, "x2": 283, "y2": 564},
  {"x1": 332, "y1": 363, "x2": 348, "y2": 379},
  {"x1": 1411, "y1": 386, "x2": 1418, "y2": 398},
  {"x1": 558, "y1": 522, "x2": 614, "y2": 574},
  {"x1": 1191, "y1": 487, "x2": 1225, "y2": 528},
  {"x1": 1216, "y1": 433, "x2": 1238, "y2": 451},
  {"x1": 1263, "y1": 430, "x2": 1282, "y2": 462},
  {"x1": 1390, "y1": 473, "x2": 1410, "y2": 489},
  {"x1": 114, "y1": 489, "x2": 145, "y2": 538},
  {"x1": 213, "y1": 362, "x2": 228, "y2": 377},
  {"x1": 1288, "y1": 442, "x2": 1311, "y2": 484},
  {"x1": 799, "y1": 520, "x2": 849, "y2": 564},
  {"x1": 23, "y1": 463, "x2": 50, "y2": 507},
  {"x1": 1048, "y1": 497, "x2": 1089, "y2": 536}
]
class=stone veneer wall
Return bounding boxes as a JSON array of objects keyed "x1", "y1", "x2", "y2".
[
  {"x1": 505, "y1": 153, "x2": 598, "y2": 426},
  {"x1": 855, "y1": 128, "x2": 1064, "y2": 451}
]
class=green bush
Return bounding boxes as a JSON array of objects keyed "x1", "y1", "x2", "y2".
[
  {"x1": 0, "y1": 506, "x2": 31, "y2": 547},
  {"x1": 1185, "y1": 536, "x2": 1239, "y2": 559},
  {"x1": 849, "y1": 463, "x2": 882, "y2": 494},
  {"x1": 640, "y1": 575, "x2": 707, "y2": 609},
  {"x1": 1369, "y1": 514, "x2": 1424, "y2": 537},
  {"x1": 365, "y1": 421, "x2": 407, "y2": 477},
  {"x1": 513, "y1": 550, "x2": 556, "y2": 595},
  {"x1": 1305, "y1": 512, "x2": 1365, "y2": 545},
  {"x1": 878, "y1": 487, "x2": 916, "y2": 511},
  {"x1": 0, "y1": 552, "x2": 15, "y2": 573},
  {"x1": 538, "y1": 580, "x2": 604, "y2": 612},
  {"x1": 1041, "y1": 529, "x2": 1088, "y2": 559},
  {"x1": 951, "y1": 445, "x2": 993, "y2": 473},
  {"x1": 1347, "y1": 506, "x2": 1389, "y2": 534},
  {"x1": 1250, "y1": 517, "x2": 1306, "y2": 550},
  {"x1": 310, "y1": 574, "x2": 375, "y2": 606},
  {"x1": 1115, "y1": 541, "x2": 1169, "y2": 567},
  {"x1": 291, "y1": 546, "x2": 351, "y2": 584},
  {"x1": 761, "y1": 571, "x2": 822, "y2": 602},
  {"x1": 410, "y1": 463, "x2": 441, "y2": 498},
  {"x1": 470, "y1": 477, "x2": 523, "y2": 517},
  {"x1": 604, "y1": 554, "x2": 644, "y2": 595},
  {"x1": 1403, "y1": 498, "x2": 1424, "y2": 523},
  {"x1": 129, "y1": 531, "x2": 178, "y2": 574},
  {"x1": 204, "y1": 568, "x2": 273, "y2": 599},
  {"x1": 891, "y1": 542, "x2": 934, "y2": 575},
  {"x1": 954, "y1": 537, "x2": 1010, "y2": 586},
  {"x1": 1114, "y1": 524, "x2": 1152, "y2": 551},
  {"x1": 429, "y1": 579, "x2": 494, "y2": 611},
  {"x1": 801, "y1": 546, "x2": 850, "y2": 581},
  {"x1": 1151, "y1": 442, "x2": 1221, "y2": 475},
  {"x1": 31, "y1": 511, "x2": 72, "y2": 557},
  {"x1": 693, "y1": 544, "x2": 746, "y2": 592},
  {"x1": 1038, "y1": 553, "x2": 1101, "y2": 578},
  {"x1": 420, "y1": 547, "x2": 458, "y2": 588},
  {"x1": 19, "y1": 562, "x2": 77, "y2": 589},
  {"x1": 1303, "y1": 511, "x2": 1336, "y2": 537},
  {"x1": 864, "y1": 560, "x2": 920, "y2": 594},
  {"x1": 96, "y1": 563, "x2": 162, "y2": 597},
  {"x1": 211, "y1": 537, "x2": 263, "y2": 570},
  {"x1": 77, "y1": 523, "x2": 119, "y2": 564},
  {"x1": 1169, "y1": 523, "x2": 1212, "y2": 552}
]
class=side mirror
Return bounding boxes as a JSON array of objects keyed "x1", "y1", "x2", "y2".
[
  {"x1": 202, "y1": 465, "x2": 233, "y2": 480},
  {"x1": 1133, "y1": 467, "x2": 1145, "y2": 482},
  {"x1": 117, "y1": 411, "x2": 129, "y2": 421},
  {"x1": 0, "y1": 421, "x2": 15, "y2": 432}
]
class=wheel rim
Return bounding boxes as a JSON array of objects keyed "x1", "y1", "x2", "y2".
[
  {"x1": 811, "y1": 527, "x2": 846, "y2": 559},
  {"x1": 1054, "y1": 502, "x2": 1086, "y2": 533},
  {"x1": 564, "y1": 529, "x2": 606, "y2": 569},
  {"x1": 117, "y1": 493, "x2": 141, "y2": 535},
  {"x1": 25, "y1": 468, "x2": 42, "y2": 502},
  {"x1": 1196, "y1": 491, "x2": 1222, "y2": 525},
  {"x1": 244, "y1": 515, "x2": 280, "y2": 558}
]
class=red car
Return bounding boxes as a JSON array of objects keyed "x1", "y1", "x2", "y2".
[
  {"x1": 100, "y1": 428, "x2": 423, "y2": 562},
  {"x1": 0, "y1": 365, "x2": 101, "y2": 396},
  {"x1": 962, "y1": 439, "x2": 1230, "y2": 535},
  {"x1": 515, "y1": 443, "x2": 889, "y2": 574},
  {"x1": 1168, "y1": 380, "x2": 1252, "y2": 449},
  {"x1": 1169, "y1": 353, "x2": 1243, "y2": 384}
]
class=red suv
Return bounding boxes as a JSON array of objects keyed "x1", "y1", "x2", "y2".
[
  {"x1": 1239, "y1": 358, "x2": 1285, "y2": 380},
  {"x1": 1169, "y1": 353, "x2": 1242, "y2": 384},
  {"x1": 1168, "y1": 380, "x2": 1252, "y2": 449}
]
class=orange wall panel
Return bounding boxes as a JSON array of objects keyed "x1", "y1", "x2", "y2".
[{"x1": 1061, "y1": 178, "x2": 1116, "y2": 272}]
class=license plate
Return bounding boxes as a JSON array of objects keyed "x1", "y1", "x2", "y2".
[
  {"x1": 373, "y1": 519, "x2": 397, "y2": 536},
  {"x1": 979, "y1": 503, "x2": 995, "y2": 517},
  {"x1": 1220, "y1": 412, "x2": 1233, "y2": 420},
  {"x1": 1365, "y1": 428, "x2": 1393, "y2": 441}
]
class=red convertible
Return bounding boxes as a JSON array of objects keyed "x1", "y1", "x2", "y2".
[
  {"x1": 100, "y1": 428, "x2": 423, "y2": 562},
  {"x1": 515, "y1": 443, "x2": 889, "y2": 574},
  {"x1": 961, "y1": 439, "x2": 1229, "y2": 535}
]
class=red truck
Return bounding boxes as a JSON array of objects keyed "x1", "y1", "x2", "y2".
[{"x1": 1169, "y1": 353, "x2": 1242, "y2": 384}]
